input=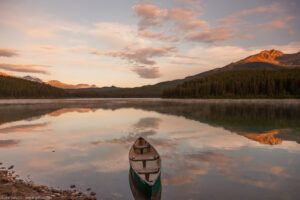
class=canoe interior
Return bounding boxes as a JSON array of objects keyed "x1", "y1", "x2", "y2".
[{"x1": 129, "y1": 137, "x2": 161, "y2": 186}]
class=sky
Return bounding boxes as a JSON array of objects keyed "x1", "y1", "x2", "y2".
[{"x1": 0, "y1": 0, "x2": 299, "y2": 87}]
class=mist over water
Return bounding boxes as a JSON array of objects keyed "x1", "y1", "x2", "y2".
[{"x1": 0, "y1": 99, "x2": 299, "y2": 200}]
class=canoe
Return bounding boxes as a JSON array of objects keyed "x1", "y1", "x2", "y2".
[
  {"x1": 129, "y1": 168, "x2": 162, "y2": 200},
  {"x1": 129, "y1": 137, "x2": 161, "y2": 198}
]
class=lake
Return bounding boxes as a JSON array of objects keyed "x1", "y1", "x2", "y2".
[{"x1": 0, "y1": 98, "x2": 300, "y2": 200}]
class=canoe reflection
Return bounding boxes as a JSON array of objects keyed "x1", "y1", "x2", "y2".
[{"x1": 129, "y1": 169, "x2": 162, "y2": 200}]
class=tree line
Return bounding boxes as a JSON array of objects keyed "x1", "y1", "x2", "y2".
[{"x1": 162, "y1": 69, "x2": 300, "y2": 98}]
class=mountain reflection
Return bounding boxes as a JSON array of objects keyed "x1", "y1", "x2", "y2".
[{"x1": 1, "y1": 99, "x2": 299, "y2": 144}]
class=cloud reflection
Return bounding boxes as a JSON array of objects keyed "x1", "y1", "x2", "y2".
[
  {"x1": 0, "y1": 122, "x2": 50, "y2": 134},
  {"x1": 0, "y1": 139, "x2": 20, "y2": 148}
]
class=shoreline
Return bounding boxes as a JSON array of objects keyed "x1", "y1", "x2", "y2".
[
  {"x1": 0, "y1": 164, "x2": 96, "y2": 200},
  {"x1": 0, "y1": 98, "x2": 300, "y2": 105}
]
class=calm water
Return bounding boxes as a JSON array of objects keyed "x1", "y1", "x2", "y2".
[{"x1": 0, "y1": 98, "x2": 300, "y2": 200}]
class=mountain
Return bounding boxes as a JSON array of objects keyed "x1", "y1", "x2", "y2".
[
  {"x1": 46, "y1": 80, "x2": 98, "y2": 89},
  {"x1": 240, "y1": 49, "x2": 300, "y2": 65},
  {"x1": 185, "y1": 49, "x2": 300, "y2": 79},
  {"x1": 241, "y1": 49, "x2": 284, "y2": 64},
  {"x1": 0, "y1": 74, "x2": 68, "y2": 98},
  {"x1": 22, "y1": 75, "x2": 43, "y2": 83},
  {"x1": 71, "y1": 49, "x2": 300, "y2": 98},
  {"x1": 0, "y1": 72, "x2": 10, "y2": 76}
]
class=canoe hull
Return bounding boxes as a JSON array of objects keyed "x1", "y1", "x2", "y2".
[{"x1": 130, "y1": 166, "x2": 161, "y2": 198}]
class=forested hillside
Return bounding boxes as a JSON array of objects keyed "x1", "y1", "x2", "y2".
[
  {"x1": 163, "y1": 69, "x2": 300, "y2": 98},
  {"x1": 0, "y1": 75, "x2": 68, "y2": 98}
]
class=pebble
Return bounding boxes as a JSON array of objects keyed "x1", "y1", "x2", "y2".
[
  {"x1": 70, "y1": 184, "x2": 76, "y2": 188},
  {"x1": 86, "y1": 188, "x2": 91, "y2": 191},
  {"x1": 90, "y1": 192, "x2": 96, "y2": 196},
  {"x1": 8, "y1": 165, "x2": 14, "y2": 170},
  {"x1": 45, "y1": 196, "x2": 51, "y2": 200},
  {"x1": 72, "y1": 191, "x2": 80, "y2": 196},
  {"x1": 51, "y1": 188, "x2": 59, "y2": 193}
]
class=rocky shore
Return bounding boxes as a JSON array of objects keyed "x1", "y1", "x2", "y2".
[{"x1": 0, "y1": 163, "x2": 96, "y2": 200}]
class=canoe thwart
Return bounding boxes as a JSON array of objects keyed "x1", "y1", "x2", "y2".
[
  {"x1": 133, "y1": 144, "x2": 150, "y2": 149},
  {"x1": 130, "y1": 155, "x2": 159, "y2": 161},
  {"x1": 136, "y1": 168, "x2": 160, "y2": 174}
]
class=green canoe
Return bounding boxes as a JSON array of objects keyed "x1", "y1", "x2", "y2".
[{"x1": 129, "y1": 137, "x2": 161, "y2": 198}]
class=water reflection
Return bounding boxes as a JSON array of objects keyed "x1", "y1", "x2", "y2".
[
  {"x1": 129, "y1": 169, "x2": 162, "y2": 200},
  {"x1": 0, "y1": 99, "x2": 299, "y2": 199}
]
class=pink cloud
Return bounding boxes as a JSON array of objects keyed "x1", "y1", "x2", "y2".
[
  {"x1": 168, "y1": 8, "x2": 196, "y2": 21},
  {"x1": 0, "y1": 63, "x2": 51, "y2": 74},
  {"x1": 220, "y1": 5, "x2": 269, "y2": 24},
  {"x1": 132, "y1": 66, "x2": 161, "y2": 79},
  {"x1": 91, "y1": 46, "x2": 177, "y2": 65},
  {"x1": 257, "y1": 16, "x2": 294, "y2": 31},
  {"x1": 133, "y1": 4, "x2": 168, "y2": 30},
  {"x1": 138, "y1": 31, "x2": 179, "y2": 42},
  {"x1": 185, "y1": 26, "x2": 236, "y2": 43},
  {"x1": 0, "y1": 48, "x2": 18, "y2": 57},
  {"x1": 168, "y1": 8, "x2": 209, "y2": 30}
]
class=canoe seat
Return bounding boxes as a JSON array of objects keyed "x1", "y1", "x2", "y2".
[
  {"x1": 130, "y1": 155, "x2": 159, "y2": 161},
  {"x1": 136, "y1": 168, "x2": 160, "y2": 174},
  {"x1": 133, "y1": 144, "x2": 150, "y2": 149}
]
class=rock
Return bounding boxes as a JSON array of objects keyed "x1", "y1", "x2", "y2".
[
  {"x1": 8, "y1": 165, "x2": 14, "y2": 170},
  {"x1": 72, "y1": 191, "x2": 80, "y2": 196},
  {"x1": 86, "y1": 188, "x2": 91, "y2": 191},
  {"x1": 90, "y1": 192, "x2": 96, "y2": 196},
  {"x1": 51, "y1": 188, "x2": 59, "y2": 193},
  {"x1": 70, "y1": 184, "x2": 76, "y2": 188},
  {"x1": 1, "y1": 177, "x2": 9, "y2": 183}
]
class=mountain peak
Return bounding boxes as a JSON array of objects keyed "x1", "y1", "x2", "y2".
[
  {"x1": 0, "y1": 71, "x2": 9, "y2": 76},
  {"x1": 46, "y1": 80, "x2": 98, "y2": 89},
  {"x1": 22, "y1": 75, "x2": 43, "y2": 83},
  {"x1": 241, "y1": 49, "x2": 284, "y2": 64}
]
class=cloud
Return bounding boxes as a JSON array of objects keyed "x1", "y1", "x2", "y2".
[
  {"x1": 220, "y1": 2, "x2": 296, "y2": 34},
  {"x1": 48, "y1": 108, "x2": 95, "y2": 117},
  {"x1": 0, "y1": 63, "x2": 51, "y2": 74},
  {"x1": 90, "y1": 22, "x2": 150, "y2": 49},
  {"x1": 133, "y1": 4, "x2": 168, "y2": 30},
  {"x1": 91, "y1": 46, "x2": 176, "y2": 65},
  {"x1": 133, "y1": 2, "x2": 297, "y2": 45},
  {"x1": 134, "y1": 117, "x2": 162, "y2": 129},
  {"x1": 132, "y1": 66, "x2": 161, "y2": 79},
  {"x1": 0, "y1": 48, "x2": 18, "y2": 57},
  {"x1": 162, "y1": 151, "x2": 252, "y2": 186},
  {"x1": 138, "y1": 31, "x2": 179, "y2": 42},
  {"x1": 91, "y1": 130, "x2": 157, "y2": 146},
  {"x1": 220, "y1": 5, "x2": 269, "y2": 24},
  {"x1": 0, "y1": 9, "x2": 85, "y2": 40},
  {"x1": 185, "y1": 26, "x2": 237, "y2": 43},
  {"x1": 0, "y1": 122, "x2": 50, "y2": 134},
  {"x1": 175, "y1": 0, "x2": 203, "y2": 11},
  {"x1": 257, "y1": 16, "x2": 294, "y2": 31},
  {"x1": 173, "y1": 42, "x2": 300, "y2": 69},
  {"x1": 0, "y1": 139, "x2": 20, "y2": 148},
  {"x1": 133, "y1": 3, "x2": 209, "y2": 42},
  {"x1": 168, "y1": 8, "x2": 209, "y2": 31}
]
